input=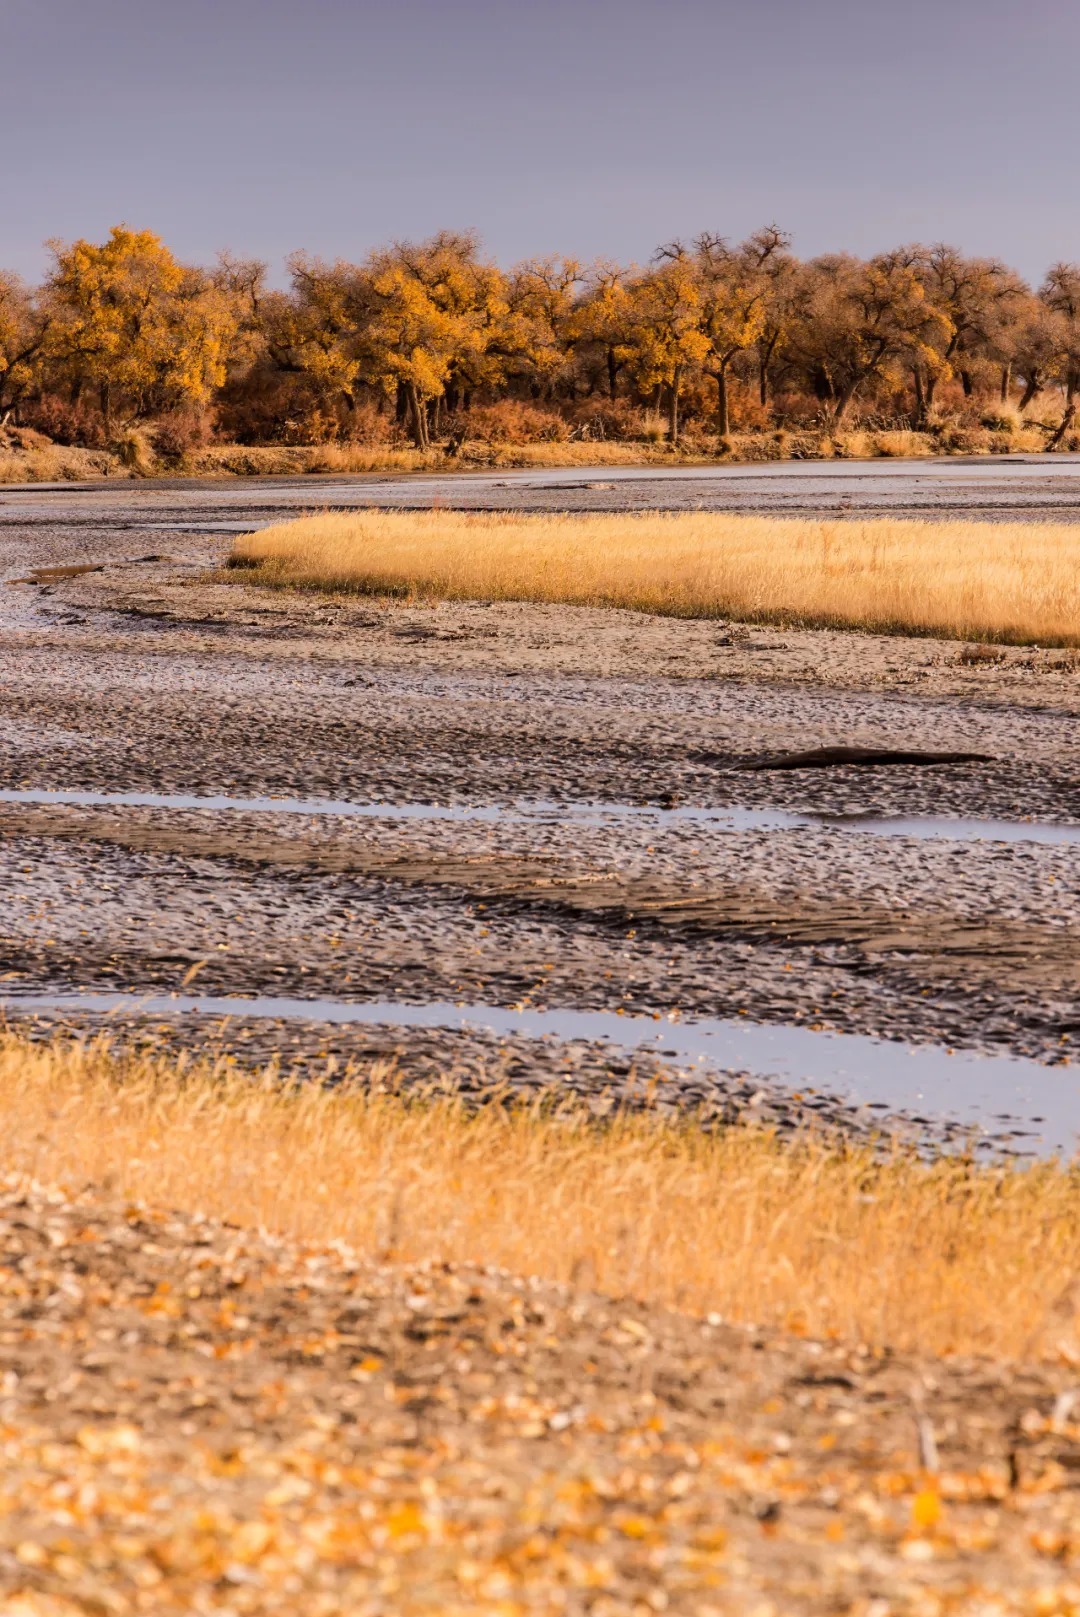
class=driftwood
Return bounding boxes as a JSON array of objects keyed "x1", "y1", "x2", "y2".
[{"x1": 734, "y1": 746, "x2": 993, "y2": 772}]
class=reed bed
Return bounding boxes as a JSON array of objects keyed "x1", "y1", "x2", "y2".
[
  {"x1": 4, "y1": 1033, "x2": 1079, "y2": 1360},
  {"x1": 231, "y1": 507, "x2": 1080, "y2": 645}
]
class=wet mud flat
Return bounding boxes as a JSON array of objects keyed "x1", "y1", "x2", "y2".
[{"x1": 0, "y1": 471, "x2": 1078, "y2": 1151}]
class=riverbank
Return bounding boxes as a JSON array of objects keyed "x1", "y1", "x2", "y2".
[{"x1": 0, "y1": 420, "x2": 1068, "y2": 486}]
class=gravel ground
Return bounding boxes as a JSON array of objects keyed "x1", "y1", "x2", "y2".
[{"x1": 0, "y1": 473, "x2": 1077, "y2": 1145}]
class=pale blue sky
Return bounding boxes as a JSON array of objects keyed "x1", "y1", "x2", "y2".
[{"x1": 2, "y1": 0, "x2": 1075, "y2": 285}]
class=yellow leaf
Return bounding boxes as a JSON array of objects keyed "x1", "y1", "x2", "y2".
[{"x1": 912, "y1": 1487, "x2": 941, "y2": 1530}]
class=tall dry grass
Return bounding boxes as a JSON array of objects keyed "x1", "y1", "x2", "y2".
[
  {"x1": 3, "y1": 1033, "x2": 1079, "y2": 1360},
  {"x1": 231, "y1": 507, "x2": 1080, "y2": 645}
]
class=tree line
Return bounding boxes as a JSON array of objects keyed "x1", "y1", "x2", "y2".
[{"x1": 2, "y1": 224, "x2": 1079, "y2": 452}]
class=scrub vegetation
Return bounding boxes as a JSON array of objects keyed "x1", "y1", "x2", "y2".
[
  {"x1": 5, "y1": 225, "x2": 1080, "y2": 477},
  {"x1": 231, "y1": 506, "x2": 1080, "y2": 646}
]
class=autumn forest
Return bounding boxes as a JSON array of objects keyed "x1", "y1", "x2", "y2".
[{"x1": 3, "y1": 223, "x2": 1080, "y2": 463}]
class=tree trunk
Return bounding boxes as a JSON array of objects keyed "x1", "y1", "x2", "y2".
[
  {"x1": 831, "y1": 380, "x2": 860, "y2": 426},
  {"x1": 1018, "y1": 374, "x2": 1041, "y2": 413},
  {"x1": 100, "y1": 382, "x2": 112, "y2": 437},
  {"x1": 430, "y1": 393, "x2": 442, "y2": 437},
  {"x1": 913, "y1": 366, "x2": 927, "y2": 425},
  {"x1": 715, "y1": 366, "x2": 730, "y2": 438},
  {"x1": 405, "y1": 382, "x2": 429, "y2": 449},
  {"x1": 758, "y1": 332, "x2": 779, "y2": 408},
  {"x1": 607, "y1": 347, "x2": 618, "y2": 401},
  {"x1": 395, "y1": 380, "x2": 409, "y2": 424},
  {"x1": 960, "y1": 368, "x2": 974, "y2": 398},
  {"x1": 999, "y1": 362, "x2": 1012, "y2": 404},
  {"x1": 667, "y1": 366, "x2": 681, "y2": 445},
  {"x1": 1045, "y1": 401, "x2": 1076, "y2": 451}
]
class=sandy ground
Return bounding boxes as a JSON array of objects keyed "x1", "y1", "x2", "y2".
[{"x1": 0, "y1": 1174, "x2": 1078, "y2": 1615}]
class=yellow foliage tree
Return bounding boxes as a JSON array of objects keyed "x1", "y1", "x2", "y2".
[
  {"x1": 0, "y1": 273, "x2": 48, "y2": 420},
  {"x1": 571, "y1": 261, "x2": 635, "y2": 403},
  {"x1": 45, "y1": 227, "x2": 242, "y2": 430},
  {"x1": 361, "y1": 232, "x2": 508, "y2": 448},
  {"x1": 694, "y1": 230, "x2": 787, "y2": 435},
  {"x1": 502, "y1": 257, "x2": 581, "y2": 399},
  {"x1": 622, "y1": 253, "x2": 710, "y2": 443},
  {"x1": 792, "y1": 252, "x2": 952, "y2": 426}
]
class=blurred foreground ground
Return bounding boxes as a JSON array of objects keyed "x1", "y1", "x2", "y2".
[{"x1": 0, "y1": 1174, "x2": 1079, "y2": 1616}]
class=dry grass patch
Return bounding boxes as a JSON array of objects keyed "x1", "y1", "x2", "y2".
[
  {"x1": 4, "y1": 1033, "x2": 1080, "y2": 1361},
  {"x1": 231, "y1": 507, "x2": 1080, "y2": 645},
  {"x1": 303, "y1": 442, "x2": 695, "y2": 474}
]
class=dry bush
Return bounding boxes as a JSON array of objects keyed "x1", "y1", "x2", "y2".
[
  {"x1": 871, "y1": 429, "x2": 935, "y2": 457},
  {"x1": 0, "y1": 425, "x2": 50, "y2": 452},
  {"x1": 478, "y1": 441, "x2": 689, "y2": 468},
  {"x1": 150, "y1": 406, "x2": 215, "y2": 460},
  {"x1": 831, "y1": 429, "x2": 936, "y2": 459},
  {"x1": 567, "y1": 397, "x2": 643, "y2": 441},
  {"x1": 955, "y1": 642, "x2": 1007, "y2": 666},
  {"x1": 731, "y1": 433, "x2": 787, "y2": 462},
  {"x1": 338, "y1": 399, "x2": 399, "y2": 445},
  {"x1": 725, "y1": 394, "x2": 772, "y2": 434},
  {"x1": 981, "y1": 401, "x2": 1024, "y2": 433},
  {"x1": 2, "y1": 1033, "x2": 1078, "y2": 1362},
  {"x1": 0, "y1": 445, "x2": 114, "y2": 483},
  {"x1": 770, "y1": 392, "x2": 830, "y2": 429},
  {"x1": 23, "y1": 392, "x2": 108, "y2": 448},
  {"x1": 191, "y1": 445, "x2": 312, "y2": 477},
  {"x1": 0, "y1": 451, "x2": 60, "y2": 484},
  {"x1": 233, "y1": 506, "x2": 1080, "y2": 645},
  {"x1": 214, "y1": 368, "x2": 361, "y2": 446},
  {"x1": 931, "y1": 423, "x2": 995, "y2": 455},
  {"x1": 460, "y1": 400, "x2": 571, "y2": 444}
]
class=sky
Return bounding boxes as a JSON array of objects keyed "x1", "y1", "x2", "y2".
[{"x1": 2, "y1": 0, "x2": 1077, "y2": 286}]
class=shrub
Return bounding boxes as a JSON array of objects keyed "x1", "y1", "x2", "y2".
[
  {"x1": 567, "y1": 397, "x2": 643, "y2": 442},
  {"x1": 339, "y1": 400, "x2": 400, "y2": 446},
  {"x1": 111, "y1": 425, "x2": 155, "y2": 474},
  {"x1": 150, "y1": 406, "x2": 215, "y2": 461},
  {"x1": 729, "y1": 395, "x2": 774, "y2": 434},
  {"x1": 980, "y1": 401, "x2": 1023, "y2": 433},
  {"x1": 460, "y1": 401, "x2": 570, "y2": 444},
  {"x1": 23, "y1": 392, "x2": 107, "y2": 448}
]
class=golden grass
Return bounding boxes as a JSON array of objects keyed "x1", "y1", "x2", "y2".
[
  {"x1": 4, "y1": 1032, "x2": 1079, "y2": 1361},
  {"x1": 303, "y1": 441, "x2": 698, "y2": 474},
  {"x1": 231, "y1": 506, "x2": 1080, "y2": 645},
  {"x1": 0, "y1": 447, "x2": 110, "y2": 484}
]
